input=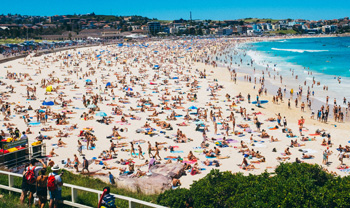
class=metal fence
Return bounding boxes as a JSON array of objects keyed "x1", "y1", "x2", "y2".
[{"x1": 0, "y1": 170, "x2": 166, "y2": 208}]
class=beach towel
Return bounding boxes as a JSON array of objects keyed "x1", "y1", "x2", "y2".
[
  {"x1": 183, "y1": 160, "x2": 197, "y2": 164},
  {"x1": 170, "y1": 151, "x2": 184, "y2": 154}
]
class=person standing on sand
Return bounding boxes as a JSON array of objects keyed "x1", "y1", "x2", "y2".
[
  {"x1": 82, "y1": 156, "x2": 89, "y2": 174},
  {"x1": 130, "y1": 142, "x2": 136, "y2": 157},
  {"x1": 154, "y1": 142, "x2": 161, "y2": 160},
  {"x1": 138, "y1": 145, "x2": 145, "y2": 159},
  {"x1": 288, "y1": 99, "x2": 291, "y2": 109},
  {"x1": 77, "y1": 140, "x2": 83, "y2": 155},
  {"x1": 323, "y1": 150, "x2": 328, "y2": 165},
  {"x1": 73, "y1": 154, "x2": 80, "y2": 172},
  {"x1": 339, "y1": 150, "x2": 344, "y2": 165},
  {"x1": 148, "y1": 141, "x2": 153, "y2": 158},
  {"x1": 275, "y1": 113, "x2": 282, "y2": 126}
]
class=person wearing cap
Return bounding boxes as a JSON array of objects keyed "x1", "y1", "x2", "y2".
[
  {"x1": 20, "y1": 158, "x2": 46, "y2": 206},
  {"x1": 49, "y1": 164, "x2": 63, "y2": 208}
]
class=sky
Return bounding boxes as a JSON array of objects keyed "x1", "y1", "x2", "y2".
[{"x1": 1, "y1": 0, "x2": 349, "y2": 20}]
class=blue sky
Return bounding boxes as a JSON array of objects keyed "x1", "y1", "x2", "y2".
[{"x1": 1, "y1": 0, "x2": 349, "y2": 20}]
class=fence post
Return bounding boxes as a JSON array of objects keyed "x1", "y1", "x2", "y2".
[
  {"x1": 71, "y1": 187, "x2": 78, "y2": 203},
  {"x1": 8, "y1": 174, "x2": 14, "y2": 195},
  {"x1": 129, "y1": 200, "x2": 135, "y2": 208},
  {"x1": 98, "y1": 193, "x2": 101, "y2": 204}
]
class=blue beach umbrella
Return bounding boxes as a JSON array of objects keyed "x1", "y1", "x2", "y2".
[{"x1": 85, "y1": 79, "x2": 92, "y2": 83}]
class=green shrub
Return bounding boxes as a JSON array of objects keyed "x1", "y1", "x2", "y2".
[{"x1": 157, "y1": 163, "x2": 349, "y2": 208}]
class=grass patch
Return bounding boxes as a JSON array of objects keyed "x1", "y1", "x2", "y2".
[
  {"x1": 269, "y1": 29, "x2": 297, "y2": 35},
  {"x1": 0, "y1": 169, "x2": 159, "y2": 208},
  {"x1": 0, "y1": 39, "x2": 50, "y2": 44}
]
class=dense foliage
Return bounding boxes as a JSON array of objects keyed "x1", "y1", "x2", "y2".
[{"x1": 157, "y1": 163, "x2": 350, "y2": 208}]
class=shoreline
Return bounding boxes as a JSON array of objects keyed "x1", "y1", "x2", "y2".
[{"x1": 226, "y1": 36, "x2": 350, "y2": 121}]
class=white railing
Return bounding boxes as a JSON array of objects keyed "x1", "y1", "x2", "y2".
[{"x1": 0, "y1": 170, "x2": 166, "y2": 208}]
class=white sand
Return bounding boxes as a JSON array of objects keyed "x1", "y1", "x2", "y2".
[{"x1": 0, "y1": 37, "x2": 349, "y2": 190}]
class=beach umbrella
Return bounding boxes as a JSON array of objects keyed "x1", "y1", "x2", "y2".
[
  {"x1": 87, "y1": 104, "x2": 96, "y2": 109},
  {"x1": 38, "y1": 109, "x2": 46, "y2": 113},
  {"x1": 106, "y1": 82, "x2": 111, "y2": 87},
  {"x1": 188, "y1": 106, "x2": 198, "y2": 110},
  {"x1": 172, "y1": 77, "x2": 179, "y2": 80},
  {"x1": 96, "y1": 112, "x2": 107, "y2": 117},
  {"x1": 124, "y1": 87, "x2": 133, "y2": 91},
  {"x1": 42, "y1": 101, "x2": 54, "y2": 106},
  {"x1": 85, "y1": 79, "x2": 92, "y2": 83}
]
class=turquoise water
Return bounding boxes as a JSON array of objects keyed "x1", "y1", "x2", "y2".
[{"x1": 251, "y1": 37, "x2": 350, "y2": 77}]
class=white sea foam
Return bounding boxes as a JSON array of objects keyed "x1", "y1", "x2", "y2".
[{"x1": 271, "y1": 48, "x2": 329, "y2": 53}]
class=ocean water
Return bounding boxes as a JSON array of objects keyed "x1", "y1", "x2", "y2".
[
  {"x1": 251, "y1": 37, "x2": 350, "y2": 77},
  {"x1": 234, "y1": 37, "x2": 350, "y2": 106}
]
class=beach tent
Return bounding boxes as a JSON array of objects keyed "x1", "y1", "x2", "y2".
[
  {"x1": 46, "y1": 85, "x2": 53, "y2": 92},
  {"x1": 96, "y1": 112, "x2": 107, "y2": 117},
  {"x1": 42, "y1": 101, "x2": 54, "y2": 106}
]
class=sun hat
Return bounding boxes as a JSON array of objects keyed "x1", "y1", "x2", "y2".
[{"x1": 52, "y1": 164, "x2": 60, "y2": 171}]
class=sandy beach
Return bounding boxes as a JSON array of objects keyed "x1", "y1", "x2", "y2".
[{"x1": 1, "y1": 37, "x2": 349, "y2": 192}]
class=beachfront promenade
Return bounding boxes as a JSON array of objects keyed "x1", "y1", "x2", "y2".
[{"x1": 0, "y1": 170, "x2": 165, "y2": 208}]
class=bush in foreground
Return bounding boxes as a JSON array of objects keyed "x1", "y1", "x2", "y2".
[{"x1": 157, "y1": 163, "x2": 350, "y2": 207}]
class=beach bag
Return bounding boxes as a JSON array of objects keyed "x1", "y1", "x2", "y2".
[
  {"x1": 25, "y1": 166, "x2": 36, "y2": 184},
  {"x1": 47, "y1": 174, "x2": 57, "y2": 191}
]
